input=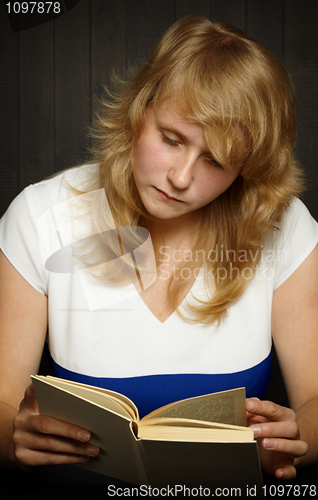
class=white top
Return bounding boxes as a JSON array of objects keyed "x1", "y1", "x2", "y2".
[{"x1": 1, "y1": 164, "x2": 318, "y2": 416}]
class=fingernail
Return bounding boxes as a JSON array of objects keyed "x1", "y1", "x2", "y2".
[
  {"x1": 79, "y1": 455, "x2": 90, "y2": 462},
  {"x1": 77, "y1": 430, "x2": 91, "y2": 442},
  {"x1": 86, "y1": 445, "x2": 99, "y2": 457},
  {"x1": 264, "y1": 438, "x2": 276, "y2": 449},
  {"x1": 250, "y1": 425, "x2": 261, "y2": 437},
  {"x1": 247, "y1": 400, "x2": 257, "y2": 411}
]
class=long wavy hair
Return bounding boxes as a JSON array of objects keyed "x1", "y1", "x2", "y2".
[{"x1": 80, "y1": 15, "x2": 303, "y2": 323}]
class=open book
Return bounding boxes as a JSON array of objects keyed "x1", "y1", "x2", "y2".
[{"x1": 32, "y1": 376, "x2": 263, "y2": 496}]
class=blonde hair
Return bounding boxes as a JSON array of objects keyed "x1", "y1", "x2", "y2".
[{"x1": 84, "y1": 15, "x2": 303, "y2": 323}]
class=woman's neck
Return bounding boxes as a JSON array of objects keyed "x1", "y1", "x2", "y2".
[{"x1": 149, "y1": 210, "x2": 202, "y2": 251}]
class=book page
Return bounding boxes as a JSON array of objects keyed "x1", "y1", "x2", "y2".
[
  {"x1": 140, "y1": 417, "x2": 250, "y2": 431},
  {"x1": 33, "y1": 376, "x2": 135, "y2": 420},
  {"x1": 143, "y1": 388, "x2": 246, "y2": 426},
  {"x1": 138, "y1": 417, "x2": 253, "y2": 442},
  {"x1": 45, "y1": 376, "x2": 139, "y2": 420}
]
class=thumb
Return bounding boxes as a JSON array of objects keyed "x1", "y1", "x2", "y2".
[{"x1": 20, "y1": 383, "x2": 40, "y2": 414}]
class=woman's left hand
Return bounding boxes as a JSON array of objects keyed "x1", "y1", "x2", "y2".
[{"x1": 246, "y1": 398, "x2": 308, "y2": 479}]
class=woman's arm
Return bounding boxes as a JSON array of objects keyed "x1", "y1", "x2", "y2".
[
  {"x1": 272, "y1": 243, "x2": 318, "y2": 465},
  {"x1": 0, "y1": 250, "x2": 99, "y2": 468},
  {"x1": 0, "y1": 249, "x2": 48, "y2": 466},
  {"x1": 247, "y1": 244, "x2": 318, "y2": 478}
]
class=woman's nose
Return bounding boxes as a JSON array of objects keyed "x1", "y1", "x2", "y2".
[{"x1": 167, "y1": 152, "x2": 196, "y2": 190}]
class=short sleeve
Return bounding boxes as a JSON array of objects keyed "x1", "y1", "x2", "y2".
[
  {"x1": 0, "y1": 164, "x2": 99, "y2": 296},
  {"x1": 0, "y1": 184, "x2": 50, "y2": 295},
  {"x1": 273, "y1": 198, "x2": 318, "y2": 290}
]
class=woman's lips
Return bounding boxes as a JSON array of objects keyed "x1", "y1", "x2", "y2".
[{"x1": 154, "y1": 187, "x2": 184, "y2": 203}]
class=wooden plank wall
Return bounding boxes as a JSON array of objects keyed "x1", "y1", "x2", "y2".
[{"x1": 0, "y1": 0, "x2": 317, "y2": 218}]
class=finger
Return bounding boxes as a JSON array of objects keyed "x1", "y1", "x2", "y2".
[
  {"x1": 19, "y1": 384, "x2": 40, "y2": 414},
  {"x1": 276, "y1": 463, "x2": 297, "y2": 480},
  {"x1": 246, "y1": 399, "x2": 295, "y2": 422},
  {"x1": 23, "y1": 414, "x2": 92, "y2": 443},
  {"x1": 15, "y1": 430, "x2": 99, "y2": 457},
  {"x1": 262, "y1": 436, "x2": 308, "y2": 458},
  {"x1": 15, "y1": 446, "x2": 92, "y2": 467},
  {"x1": 249, "y1": 420, "x2": 299, "y2": 439},
  {"x1": 247, "y1": 414, "x2": 269, "y2": 424}
]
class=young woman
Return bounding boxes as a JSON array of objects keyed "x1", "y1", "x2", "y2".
[{"x1": 0, "y1": 16, "x2": 317, "y2": 482}]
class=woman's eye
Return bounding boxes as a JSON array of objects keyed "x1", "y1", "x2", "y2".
[
  {"x1": 207, "y1": 157, "x2": 224, "y2": 170},
  {"x1": 162, "y1": 134, "x2": 179, "y2": 146}
]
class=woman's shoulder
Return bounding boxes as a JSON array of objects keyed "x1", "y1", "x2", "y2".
[
  {"x1": 277, "y1": 197, "x2": 318, "y2": 240},
  {"x1": 2, "y1": 163, "x2": 99, "y2": 218},
  {"x1": 284, "y1": 197, "x2": 316, "y2": 217},
  {"x1": 0, "y1": 163, "x2": 100, "y2": 295},
  {"x1": 34, "y1": 163, "x2": 100, "y2": 203},
  {"x1": 271, "y1": 197, "x2": 318, "y2": 289}
]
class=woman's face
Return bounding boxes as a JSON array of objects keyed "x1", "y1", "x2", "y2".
[{"x1": 132, "y1": 102, "x2": 242, "y2": 226}]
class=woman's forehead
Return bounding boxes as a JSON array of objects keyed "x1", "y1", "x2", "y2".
[
  {"x1": 152, "y1": 100, "x2": 248, "y2": 144},
  {"x1": 150, "y1": 100, "x2": 201, "y2": 126}
]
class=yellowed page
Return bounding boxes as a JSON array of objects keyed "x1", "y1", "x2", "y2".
[
  {"x1": 142, "y1": 387, "x2": 247, "y2": 426},
  {"x1": 40, "y1": 375, "x2": 138, "y2": 420},
  {"x1": 138, "y1": 416, "x2": 253, "y2": 442}
]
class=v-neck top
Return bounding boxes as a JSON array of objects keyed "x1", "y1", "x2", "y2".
[{"x1": 1, "y1": 164, "x2": 318, "y2": 417}]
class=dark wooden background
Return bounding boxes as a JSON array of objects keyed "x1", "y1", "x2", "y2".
[{"x1": 0, "y1": 0, "x2": 317, "y2": 219}]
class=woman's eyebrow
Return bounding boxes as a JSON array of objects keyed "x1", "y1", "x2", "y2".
[
  {"x1": 153, "y1": 112, "x2": 185, "y2": 135},
  {"x1": 156, "y1": 120, "x2": 190, "y2": 144},
  {"x1": 158, "y1": 122, "x2": 186, "y2": 139}
]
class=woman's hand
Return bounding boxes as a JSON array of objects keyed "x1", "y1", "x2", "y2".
[
  {"x1": 12, "y1": 384, "x2": 99, "y2": 468},
  {"x1": 246, "y1": 398, "x2": 308, "y2": 479}
]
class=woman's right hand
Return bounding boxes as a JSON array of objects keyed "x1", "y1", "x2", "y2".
[{"x1": 12, "y1": 383, "x2": 99, "y2": 468}]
